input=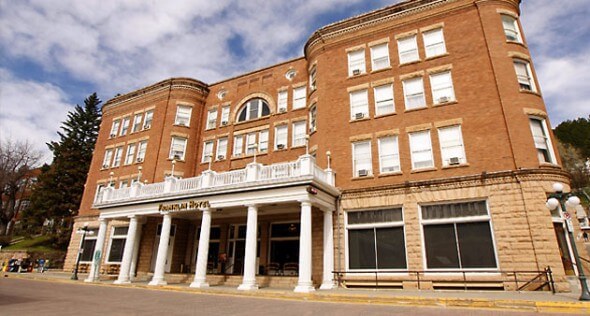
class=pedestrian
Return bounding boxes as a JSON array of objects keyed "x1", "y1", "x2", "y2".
[{"x1": 37, "y1": 258, "x2": 45, "y2": 273}]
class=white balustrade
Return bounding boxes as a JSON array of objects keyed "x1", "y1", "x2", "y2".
[
  {"x1": 259, "y1": 161, "x2": 301, "y2": 180},
  {"x1": 212, "y1": 169, "x2": 247, "y2": 187},
  {"x1": 110, "y1": 186, "x2": 131, "y2": 201},
  {"x1": 313, "y1": 165, "x2": 329, "y2": 184},
  {"x1": 138, "y1": 182, "x2": 165, "y2": 197},
  {"x1": 175, "y1": 176, "x2": 202, "y2": 192}
]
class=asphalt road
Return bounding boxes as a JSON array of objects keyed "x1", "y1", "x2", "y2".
[{"x1": 0, "y1": 278, "x2": 564, "y2": 316}]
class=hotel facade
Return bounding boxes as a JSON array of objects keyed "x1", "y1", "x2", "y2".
[{"x1": 65, "y1": 0, "x2": 588, "y2": 292}]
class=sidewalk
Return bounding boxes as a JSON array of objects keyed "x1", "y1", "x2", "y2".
[{"x1": 5, "y1": 270, "x2": 590, "y2": 314}]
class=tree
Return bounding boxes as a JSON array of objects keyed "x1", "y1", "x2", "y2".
[
  {"x1": 554, "y1": 116, "x2": 590, "y2": 158},
  {"x1": 0, "y1": 139, "x2": 41, "y2": 235},
  {"x1": 26, "y1": 93, "x2": 102, "y2": 247}
]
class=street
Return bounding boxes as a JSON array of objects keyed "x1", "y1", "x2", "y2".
[{"x1": 0, "y1": 278, "x2": 567, "y2": 316}]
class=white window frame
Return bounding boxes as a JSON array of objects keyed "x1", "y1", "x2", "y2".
[
  {"x1": 403, "y1": 77, "x2": 426, "y2": 110},
  {"x1": 430, "y1": 71, "x2": 456, "y2": 104},
  {"x1": 529, "y1": 117, "x2": 557, "y2": 164},
  {"x1": 374, "y1": 84, "x2": 395, "y2": 116},
  {"x1": 423, "y1": 28, "x2": 447, "y2": 58},
  {"x1": 175, "y1": 105, "x2": 192, "y2": 127},
  {"x1": 105, "y1": 226, "x2": 128, "y2": 264},
  {"x1": 170, "y1": 137, "x2": 188, "y2": 161},
  {"x1": 102, "y1": 149, "x2": 113, "y2": 169},
  {"x1": 378, "y1": 135, "x2": 401, "y2": 174},
  {"x1": 409, "y1": 130, "x2": 434, "y2": 170},
  {"x1": 216, "y1": 137, "x2": 228, "y2": 160},
  {"x1": 438, "y1": 125, "x2": 467, "y2": 167},
  {"x1": 119, "y1": 117, "x2": 130, "y2": 136},
  {"x1": 136, "y1": 141, "x2": 147, "y2": 162},
  {"x1": 292, "y1": 121, "x2": 307, "y2": 147},
  {"x1": 352, "y1": 140, "x2": 373, "y2": 177},
  {"x1": 246, "y1": 133, "x2": 257, "y2": 155},
  {"x1": 206, "y1": 109, "x2": 217, "y2": 130},
  {"x1": 79, "y1": 229, "x2": 98, "y2": 263},
  {"x1": 112, "y1": 146, "x2": 123, "y2": 167},
  {"x1": 94, "y1": 183, "x2": 106, "y2": 203},
  {"x1": 220, "y1": 106, "x2": 230, "y2": 126},
  {"x1": 397, "y1": 35, "x2": 419, "y2": 64},
  {"x1": 259, "y1": 130, "x2": 269, "y2": 153},
  {"x1": 233, "y1": 135, "x2": 244, "y2": 157},
  {"x1": 202, "y1": 141, "x2": 214, "y2": 163},
  {"x1": 124, "y1": 143, "x2": 136, "y2": 165},
  {"x1": 309, "y1": 65, "x2": 317, "y2": 91},
  {"x1": 109, "y1": 120, "x2": 120, "y2": 138},
  {"x1": 274, "y1": 125, "x2": 288, "y2": 150},
  {"x1": 348, "y1": 49, "x2": 366, "y2": 76},
  {"x1": 501, "y1": 14, "x2": 522, "y2": 43},
  {"x1": 277, "y1": 90, "x2": 288, "y2": 112},
  {"x1": 350, "y1": 89, "x2": 369, "y2": 120},
  {"x1": 143, "y1": 110, "x2": 153, "y2": 130},
  {"x1": 309, "y1": 104, "x2": 317, "y2": 133},
  {"x1": 132, "y1": 114, "x2": 143, "y2": 133},
  {"x1": 370, "y1": 43, "x2": 390, "y2": 71},
  {"x1": 293, "y1": 86, "x2": 307, "y2": 109},
  {"x1": 513, "y1": 59, "x2": 536, "y2": 92}
]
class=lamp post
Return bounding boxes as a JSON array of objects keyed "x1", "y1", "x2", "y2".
[
  {"x1": 71, "y1": 223, "x2": 94, "y2": 280},
  {"x1": 546, "y1": 182, "x2": 590, "y2": 301}
]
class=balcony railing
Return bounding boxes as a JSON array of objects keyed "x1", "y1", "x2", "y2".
[{"x1": 95, "y1": 154, "x2": 335, "y2": 205}]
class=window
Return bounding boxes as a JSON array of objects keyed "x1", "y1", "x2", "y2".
[
  {"x1": 259, "y1": 130, "x2": 269, "y2": 153},
  {"x1": 348, "y1": 49, "x2": 366, "y2": 76},
  {"x1": 216, "y1": 137, "x2": 228, "y2": 160},
  {"x1": 107, "y1": 226, "x2": 128, "y2": 263},
  {"x1": 501, "y1": 15, "x2": 522, "y2": 42},
  {"x1": 246, "y1": 133, "x2": 257, "y2": 155},
  {"x1": 132, "y1": 114, "x2": 143, "y2": 133},
  {"x1": 421, "y1": 201, "x2": 497, "y2": 269},
  {"x1": 398, "y1": 35, "x2": 419, "y2": 64},
  {"x1": 112, "y1": 146, "x2": 123, "y2": 167},
  {"x1": 277, "y1": 91, "x2": 288, "y2": 112},
  {"x1": 175, "y1": 105, "x2": 192, "y2": 126},
  {"x1": 119, "y1": 180, "x2": 128, "y2": 188},
  {"x1": 206, "y1": 109, "x2": 217, "y2": 129},
  {"x1": 374, "y1": 84, "x2": 395, "y2": 116},
  {"x1": 370, "y1": 43, "x2": 390, "y2": 71},
  {"x1": 293, "y1": 86, "x2": 307, "y2": 109},
  {"x1": 120, "y1": 117, "x2": 130, "y2": 136},
  {"x1": 350, "y1": 89, "x2": 369, "y2": 120},
  {"x1": 352, "y1": 141, "x2": 372, "y2": 177},
  {"x1": 378, "y1": 136, "x2": 400, "y2": 173},
  {"x1": 143, "y1": 110, "x2": 153, "y2": 129},
  {"x1": 347, "y1": 208, "x2": 406, "y2": 270},
  {"x1": 403, "y1": 77, "x2": 426, "y2": 110},
  {"x1": 513, "y1": 59, "x2": 536, "y2": 92},
  {"x1": 237, "y1": 98, "x2": 270, "y2": 122},
  {"x1": 80, "y1": 228, "x2": 98, "y2": 262},
  {"x1": 169, "y1": 137, "x2": 187, "y2": 160},
  {"x1": 124, "y1": 143, "x2": 136, "y2": 165},
  {"x1": 309, "y1": 104, "x2": 317, "y2": 133},
  {"x1": 309, "y1": 65, "x2": 317, "y2": 91},
  {"x1": 430, "y1": 71, "x2": 455, "y2": 104},
  {"x1": 136, "y1": 141, "x2": 147, "y2": 162},
  {"x1": 409, "y1": 130, "x2": 434, "y2": 169},
  {"x1": 94, "y1": 184, "x2": 106, "y2": 203},
  {"x1": 110, "y1": 120, "x2": 120, "y2": 138},
  {"x1": 423, "y1": 28, "x2": 446, "y2": 58},
  {"x1": 220, "y1": 106, "x2": 230, "y2": 125},
  {"x1": 292, "y1": 121, "x2": 307, "y2": 147},
  {"x1": 529, "y1": 118, "x2": 555, "y2": 164},
  {"x1": 274, "y1": 125, "x2": 288, "y2": 150},
  {"x1": 102, "y1": 149, "x2": 113, "y2": 168},
  {"x1": 285, "y1": 69, "x2": 296, "y2": 81},
  {"x1": 438, "y1": 125, "x2": 466, "y2": 166},
  {"x1": 233, "y1": 135, "x2": 244, "y2": 157},
  {"x1": 202, "y1": 141, "x2": 214, "y2": 163}
]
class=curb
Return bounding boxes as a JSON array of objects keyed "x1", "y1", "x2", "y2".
[{"x1": 6, "y1": 273, "x2": 590, "y2": 314}]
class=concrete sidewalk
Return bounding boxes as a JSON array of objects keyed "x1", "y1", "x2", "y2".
[{"x1": 5, "y1": 270, "x2": 590, "y2": 314}]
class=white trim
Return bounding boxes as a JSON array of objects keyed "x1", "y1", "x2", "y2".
[{"x1": 105, "y1": 225, "x2": 129, "y2": 265}]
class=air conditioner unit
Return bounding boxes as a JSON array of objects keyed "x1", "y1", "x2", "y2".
[
  {"x1": 355, "y1": 112, "x2": 365, "y2": 119},
  {"x1": 357, "y1": 169, "x2": 369, "y2": 177},
  {"x1": 217, "y1": 155, "x2": 225, "y2": 160},
  {"x1": 109, "y1": 133, "x2": 116, "y2": 138},
  {"x1": 221, "y1": 121, "x2": 228, "y2": 126},
  {"x1": 277, "y1": 144, "x2": 285, "y2": 150},
  {"x1": 449, "y1": 157, "x2": 461, "y2": 165},
  {"x1": 173, "y1": 154, "x2": 181, "y2": 160},
  {"x1": 352, "y1": 69, "x2": 361, "y2": 76},
  {"x1": 279, "y1": 108, "x2": 287, "y2": 113},
  {"x1": 102, "y1": 164, "x2": 109, "y2": 169},
  {"x1": 136, "y1": 157, "x2": 144, "y2": 163},
  {"x1": 437, "y1": 96, "x2": 450, "y2": 103},
  {"x1": 178, "y1": 122, "x2": 187, "y2": 126},
  {"x1": 144, "y1": 124, "x2": 151, "y2": 130}
]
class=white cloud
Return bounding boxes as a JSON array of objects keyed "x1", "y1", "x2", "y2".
[{"x1": 0, "y1": 69, "x2": 72, "y2": 164}]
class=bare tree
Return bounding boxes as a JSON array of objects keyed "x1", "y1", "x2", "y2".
[{"x1": 0, "y1": 139, "x2": 41, "y2": 236}]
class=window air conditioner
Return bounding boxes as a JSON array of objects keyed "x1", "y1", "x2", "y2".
[
  {"x1": 217, "y1": 155, "x2": 225, "y2": 160},
  {"x1": 279, "y1": 108, "x2": 287, "y2": 113},
  {"x1": 355, "y1": 112, "x2": 365, "y2": 119},
  {"x1": 277, "y1": 144, "x2": 285, "y2": 150},
  {"x1": 178, "y1": 122, "x2": 187, "y2": 126},
  {"x1": 358, "y1": 169, "x2": 369, "y2": 177},
  {"x1": 102, "y1": 164, "x2": 109, "y2": 169},
  {"x1": 109, "y1": 133, "x2": 116, "y2": 138},
  {"x1": 136, "y1": 157, "x2": 144, "y2": 163},
  {"x1": 221, "y1": 121, "x2": 228, "y2": 126},
  {"x1": 144, "y1": 124, "x2": 151, "y2": 130},
  {"x1": 352, "y1": 69, "x2": 361, "y2": 76},
  {"x1": 173, "y1": 154, "x2": 181, "y2": 160},
  {"x1": 449, "y1": 157, "x2": 460, "y2": 165},
  {"x1": 437, "y1": 96, "x2": 450, "y2": 103}
]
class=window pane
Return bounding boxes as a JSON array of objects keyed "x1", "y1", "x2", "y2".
[
  {"x1": 398, "y1": 36, "x2": 418, "y2": 64},
  {"x1": 423, "y1": 28, "x2": 446, "y2": 57},
  {"x1": 422, "y1": 201, "x2": 488, "y2": 220},
  {"x1": 108, "y1": 239, "x2": 126, "y2": 262},
  {"x1": 348, "y1": 229, "x2": 376, "y2": 269},
  {"x1": 379, "y1": 136, "x2": 400, "y2": 173},
  {"x1": 293, "y1": 87, "x2": 306, "y2": 109},
  {"x1": 457, "y1": 222, "x2": 497, "y2": 268},
  {"x1": 80, "y1": 239, "x2": 97, "y2": 262},
  {"x1": 271, "y1": 223, "x2": 300, "y2": 238},
  {"x1": 371, "y1": 43, "x2": 390, "y2": 70},
  {"x1": 423, "y1": 224, "x2": 459, "y2": 268},
  {"x1": 376, "y1": 227, "x2": 407, "y2": 269},
  {"x1": 113, "y1": 226, "x2": 129, "y2": 236},
  {"x1": 403, "y1": 77, "x2": 425, "y2": 109},
  {"x1": 348, "y1": 208, "x2": 403, "y2": 225},
  {"x1": 348, "y1": 49, "x2": 366, "y2": 76},
  {"x1": 350, "y1": 89, "x2": 369, "y2": 119}
]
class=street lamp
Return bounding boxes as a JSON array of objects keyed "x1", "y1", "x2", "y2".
[
  {"x1": 71, "y1": 222, "x2": 94, "y2": 280},
  {"x1": 546, "y1": 182, "x2": 590, "y2": 301}
]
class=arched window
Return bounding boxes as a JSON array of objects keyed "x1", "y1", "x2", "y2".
[{"x1": 237, "y1": 98, "x2": 271, "y2": 122}]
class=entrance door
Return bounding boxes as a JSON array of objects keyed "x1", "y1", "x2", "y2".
[
  {"x1": 227, "y1": 225, "x2": 246, "y2": 275},
  {"x1": 151, "y1": 224, "x2": 176, "y2": 273},
  {"x1": 553, "y1": 222, "x2": 575, "y2": 275}
]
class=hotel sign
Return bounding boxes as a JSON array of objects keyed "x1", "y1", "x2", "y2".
[{"x1": 158, "y1": 200, "x2": 210, "y2": 212}]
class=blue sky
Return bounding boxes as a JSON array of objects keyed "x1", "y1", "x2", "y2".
[{"x1": 1, "y1": 0, "x2": 589, "y2": 163}]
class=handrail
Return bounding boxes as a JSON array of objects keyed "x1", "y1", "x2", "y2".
[{"x1": 580, "y1": 256, "x2": 590, "y2": 264}]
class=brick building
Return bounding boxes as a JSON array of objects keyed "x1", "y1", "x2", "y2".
[{"x1": 65, "y1": 0, "x2": 588, "y2": 292}]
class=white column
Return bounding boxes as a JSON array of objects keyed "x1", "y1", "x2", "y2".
[
  {"x1": 190, "y1": 208, "x2": 212, "y2": 288},
  {"x1": 114, "y1": 216, "x2": 140, "y2": 284},
  {"x1": 85, "y1": 218, "x2": 108, "y2": 282},
  {"x1": 294, "y1": 201, "x2": 315, "y2": 293},
  {"x1": 238, "y1": 205, "x2": 259, "y2": 290},
  {"x1": 320, "y1": 209, "x2": 336, "y2": 290},
  {"x1": 129, "y1": 219, "x2": 144, "y2": 281},
  {"x1": 149, "y1": 213, "x2": 172, "y2": 286}
]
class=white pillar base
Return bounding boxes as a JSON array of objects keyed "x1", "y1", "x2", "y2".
[
  {"x1": 237, "y1": 282, "x2": 259, "y2": 291},
  {"x1": 294, "y1": 284, "x2": 316, "y2": 293},
  {"x1": 113, "y1": 279, "x2": 131, "y2": 285},
  {"x1": 319, "y1": 281, "x2": 337, "y2": 290},
  {"x1": 148, "y1": 278, "x2": 168, "y2": 286},
  {"x1": 189, "y1": 280, "x2": 210, "y2": 288}
]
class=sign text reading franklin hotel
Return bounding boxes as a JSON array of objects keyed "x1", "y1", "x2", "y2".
[{"x1": 158, "y1": 200, "x2": 210, "y2": 212}]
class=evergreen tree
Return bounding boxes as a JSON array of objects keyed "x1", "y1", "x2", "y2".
[
  {"x1": 26, "y1": 93, "x2": 101, "y2": 247},
  {"x1": 554, "y1": 116, "x2": 590, "y2": 158}
]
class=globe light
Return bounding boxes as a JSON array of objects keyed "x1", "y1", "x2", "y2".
[
  {"x1": 552, "y1": 182, "x2": 564, "y2": 193},
  {"x1": 567, "y1": 196, "x2": 581, "y2": 207},
  {"x1": 546, "y1": 198, "x2": 560, "y2": 211}
]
